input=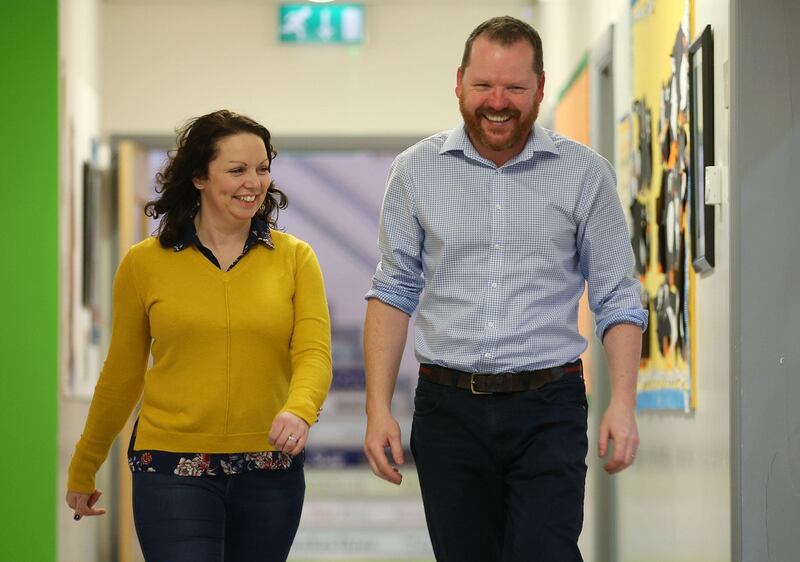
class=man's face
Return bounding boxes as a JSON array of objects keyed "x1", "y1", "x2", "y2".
[{"x1": 456, "y1": 36, "x2": 545, "y2": 165}]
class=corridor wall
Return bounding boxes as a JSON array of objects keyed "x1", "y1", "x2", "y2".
[
  {"x1": 98, "y1": 0, "x2": 535, "y2": 138},
  {"x1": 731, "y1": 0, "x2": 800, "y2": 559},
  {"x1": 0, "y1": 1, "x2": 59, "y2": 559},
  {"x1": 542, "y1": 1, "x2": 732, "y2": 560},
  {"x1": 57, "y1": 0, "x2": 109, "y2": 559},
  {"x1": 617, "y1": 2, "x2": 731, "y2": 559}
]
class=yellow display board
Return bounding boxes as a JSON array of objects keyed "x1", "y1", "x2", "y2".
[{"x1": 629, "y1": 0, "x2": 696, "y2": 411}]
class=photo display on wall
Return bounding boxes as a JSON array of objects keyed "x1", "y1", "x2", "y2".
[{"x1": 628, "y1": 0, "x2": 699, "y2": 411}]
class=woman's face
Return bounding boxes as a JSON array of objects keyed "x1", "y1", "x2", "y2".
[{"x1": 194, "y1": 133, "x2": 272, "y2": 227}]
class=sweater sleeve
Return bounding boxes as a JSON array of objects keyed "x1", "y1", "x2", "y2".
[
  {"x1": 67, "y1": 248, "x2": 151, "y2": 493},
  {"x1": 281, "y1": 243, "x2": 332, "y2": 426}
]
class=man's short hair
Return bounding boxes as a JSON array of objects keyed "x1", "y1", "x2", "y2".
[{"x1": 461, "y1": 16, "x2": 544, "y2": 75}]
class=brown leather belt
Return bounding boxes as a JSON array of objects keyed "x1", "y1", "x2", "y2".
[{"x1": 419, "y1": 360, "x2": 583, "y2": 395}]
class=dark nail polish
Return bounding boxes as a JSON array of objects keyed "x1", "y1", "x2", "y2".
[{"x1": 74, "y1": 514, "x2": 82, "y2": 521}]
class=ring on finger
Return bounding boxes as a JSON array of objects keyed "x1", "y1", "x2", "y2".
[{"x1": 287, "y1": 435, "x2": 297, "y2": 442}]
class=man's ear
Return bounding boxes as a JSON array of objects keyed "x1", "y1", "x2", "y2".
[
  {"x1": 536, "y1": 71, "x2": 546, "y2": 103},
  {"x1": 455, "y1": 66, "x2": 464, "y2": 98}
]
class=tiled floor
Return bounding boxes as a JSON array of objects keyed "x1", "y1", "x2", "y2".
[{"x1": 290, "y1": 467, "x2": 434, "y2": 561}]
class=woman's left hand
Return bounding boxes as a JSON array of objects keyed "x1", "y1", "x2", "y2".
[{"x1": 268, "y1": 411, "x2": 309, "y2": 456}]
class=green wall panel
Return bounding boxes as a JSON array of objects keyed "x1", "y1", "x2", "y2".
[{"x1": 0, "y1": 1, "x2": 59, "y2": 560}]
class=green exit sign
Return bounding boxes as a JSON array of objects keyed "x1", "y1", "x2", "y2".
[{"x1": 279, "y1": 4, "x2": 364, "y2": 45}]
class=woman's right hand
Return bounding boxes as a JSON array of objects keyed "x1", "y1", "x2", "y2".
[{"x1": 65, "y1": 489, "x2": 107, "y2": 521}]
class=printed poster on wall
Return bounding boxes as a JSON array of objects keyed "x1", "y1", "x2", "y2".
[{"x1": 630, "y1": 0, "x2": 696, "y2": 411}]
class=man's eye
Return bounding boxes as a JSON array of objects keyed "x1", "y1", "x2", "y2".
[{"x1": 508, "y1": 86, "x2": 526, "y2": 93}]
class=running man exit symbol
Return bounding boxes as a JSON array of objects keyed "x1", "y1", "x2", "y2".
[{"x1": 279, "y1": 4, "x2": 364, "y2": 44}]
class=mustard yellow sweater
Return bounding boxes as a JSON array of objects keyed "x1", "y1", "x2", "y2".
[{"x1": 68, "y1": 232, "x2": 332, "y2": 493}]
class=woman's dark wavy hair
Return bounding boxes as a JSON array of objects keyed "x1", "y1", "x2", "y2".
[{"x1": 144, "y1": 109, "x2": 288, "y2": 247}]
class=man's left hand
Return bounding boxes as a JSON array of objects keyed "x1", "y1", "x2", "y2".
[{"x1": 598, "y1": 401, "x2": 639, "y2": 474}]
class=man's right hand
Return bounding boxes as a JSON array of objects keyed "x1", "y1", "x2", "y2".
[{"x1": 363, "y1": 410, "x2": 405, "y2": 485}]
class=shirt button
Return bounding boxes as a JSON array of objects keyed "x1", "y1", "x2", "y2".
[
  {"x1": 487, "y1": 321, "x2": 494, "y2": 328},
  {"x1": 495, "y1": 204, "x2": 502, "y2": 210},
  {"x1": 484, "y1": 352, "x2": 492, "y2": 358},
  {"x1": 494, "y1": 244, "x2": 501, "y2": 250},
  {"x1": 491, "y1": 282, "x2": 497, "y2": 288}
]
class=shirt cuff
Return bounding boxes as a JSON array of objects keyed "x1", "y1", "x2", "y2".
[
  {"x1": 596, "y1": 310, "x2": 649, "y2": 341},
  {"x1": 364, "y1": 288, "x2": 418, "y2": 316}
]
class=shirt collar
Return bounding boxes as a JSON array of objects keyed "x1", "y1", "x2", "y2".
[
  {"x1": 173, "y1": 217, "x2": 274, "y2": 252},
  {"x1": 439, "y1": 122, "x2": 560, "y2": 166},
  {"x1": 249, "y1": 217, "x2": 274, "y2": 248}
]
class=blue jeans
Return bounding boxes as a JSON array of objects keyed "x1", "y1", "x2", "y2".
[
  {"x1": 132, "y1": 461, "x2": 305, "y2": 562},
  {"x1": 410, "y1": 372, "x2": 588, "y2": 562}
]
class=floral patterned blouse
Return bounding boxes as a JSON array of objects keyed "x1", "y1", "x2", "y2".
[
  {"x1": 127, "y1": 421, "x2": 296, "y2": 476},
  {"x1": 127, "y1": 218, "x2": 297, "y2": 477}
]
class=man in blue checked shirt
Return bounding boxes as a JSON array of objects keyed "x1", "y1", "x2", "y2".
[{"x1": 363, "y1": 16, "x2": 648, "y2": 562}]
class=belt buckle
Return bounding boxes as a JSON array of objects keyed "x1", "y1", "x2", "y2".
[{"x1": 470, "y1": 373, "x2": 491, "y2": 395}]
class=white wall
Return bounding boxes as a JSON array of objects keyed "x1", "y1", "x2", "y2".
[
  {"x1": 100, "y1": 0, "x2": 536, "y2": 138},
  {"x1": 532, "y1": 0, "x2": 635, "y2": 125},
  {"x1": 59, "y1": 0, "x2": 110, "y2": 560},
  {"x1": 60, "y1": 0, "x2": 102, "y2": 395}
]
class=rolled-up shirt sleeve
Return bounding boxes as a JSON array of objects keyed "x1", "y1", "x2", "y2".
[
  {"x1": 365, "y1": 153, "x2": 425, "y2": 315},
  {"x1": 575, "y1": 154, "x2": 649, "y2": 340}
]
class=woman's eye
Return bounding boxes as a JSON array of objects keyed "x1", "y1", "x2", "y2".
[
  {"x1": 229, "y1": 168, "x2": 243, "y2": 174},
  {"x1": 258, "y1": 167, "x2": 270, "y2": 174}
]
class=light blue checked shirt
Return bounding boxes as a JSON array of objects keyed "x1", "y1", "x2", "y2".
[{"x1": 367, "y1": 123, "x2": 648, "y2": 374}]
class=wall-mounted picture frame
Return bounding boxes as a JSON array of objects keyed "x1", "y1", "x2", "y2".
[
  {"x1": 81, "y1": 161, "x2": 101, "y2": 307},
  {"x1": 689, "y1": 24, "x2": 715, "y2": 273}
]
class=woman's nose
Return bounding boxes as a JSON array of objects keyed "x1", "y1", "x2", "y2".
[{"x1": 243, "y1": 169, "x2": 260, "y2": 187}]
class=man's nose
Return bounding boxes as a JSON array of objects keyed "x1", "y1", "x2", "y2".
[{"x1": 486, "y1": 88, "x2": 510, "y2": 110}]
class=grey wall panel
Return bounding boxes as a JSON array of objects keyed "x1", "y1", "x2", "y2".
[{"x1": 731, "y1": 0, "x2": 800, "y2": 560}]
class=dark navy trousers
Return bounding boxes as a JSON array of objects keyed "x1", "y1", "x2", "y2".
[
  {"x1": 410, "y1": 372, "x2": 588, "y2": 562},
  {"x1": 132, "y1": 461, "x2": 304, "y2": 562}
]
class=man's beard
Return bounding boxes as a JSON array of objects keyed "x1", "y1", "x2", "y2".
[{"x1": 459, "y1": 95, "x2": 539, "y2": 152}]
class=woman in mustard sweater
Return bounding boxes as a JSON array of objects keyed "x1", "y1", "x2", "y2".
[{"x1": 66, "y1": 110, "x2": 332, "y2": 561}]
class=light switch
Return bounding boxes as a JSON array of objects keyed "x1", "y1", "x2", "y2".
[{"x1": 704, "y1": 165, "x2": 724, "y2": 206}]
